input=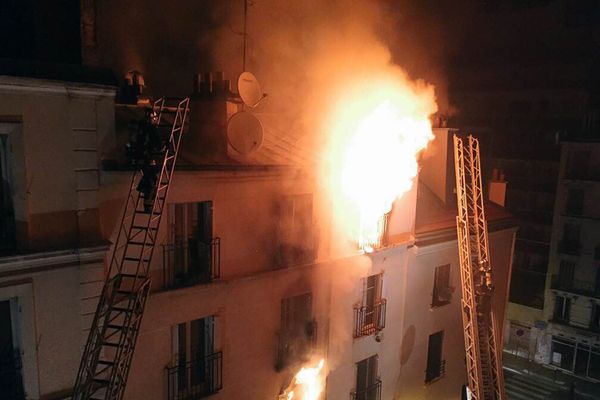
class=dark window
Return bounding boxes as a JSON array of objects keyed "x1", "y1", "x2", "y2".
[
  {"x1": 591, "y1": 304, "x2": 600, "y2": 331},
  {"x1": 0, "y1": 300, "x2": 24, "y2": 400},
  {"x1": 553, "y1": 296, "x2": 571, "y2": 323},
  {"x1": 354, "y1": 274, "x2": 386, "y2": 338},
  {"x1": 277, "y1": 293, "x2": 315, "y2": 370},
  {"x1": 566, "y1": 151, "x2": 590, "y2": 180},
  {"x1": 558, "y1": 261, "x2": 575, "y2": 288},
  {"x1": 551, "y1": 337, "x2": 575, "y2": 370},
  {"x1": 432, "y1": 264, "x2": 452, "y2": 307},
  {"x1": 565, "y1": 189, "x2": 584, "y2": 215},
  {"x1": 425, "y1": 330, "x2": 445, "y2": 382},
  {"x1": 278, "y1": 194, "x2": 315, "y2": 266},
  {"x1": 353, "y1": 355, "x2": 380, "y2": 400},
  {"x1": 163, "y1": 202, "x2": 219, "y2": 289},
  {"x1": 559, "y1": 223, "x2": 580, "y2": 255},
  {"x1": 0, "y1": 135, "x2": 15, "y2": 252},
  {"x1": 167, "y1": 316, "x2": 222, "y2": 400}
]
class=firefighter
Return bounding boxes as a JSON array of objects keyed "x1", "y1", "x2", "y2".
[{"x1": 129, "y1": 109, "x2": 163, "y2": 212}]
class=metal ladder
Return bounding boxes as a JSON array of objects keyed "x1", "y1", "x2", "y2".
[
  {"x1": 73, "y1": 97, "x2": 190, "y2": 400},
  {"x1": 454, "y1": 134, "x2": 506, "y2": 400}
]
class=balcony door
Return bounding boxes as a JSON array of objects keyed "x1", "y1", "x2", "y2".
[
  {"x1": 363, "y1": 274, "x2": 382, "y2": 328},
  {"x1": 425, "y1": 330, "x2": 444, "y2": 382},
  {"x1": 0, "y1": 134, "x2": 15, "y2": 252},
  {"x1": 174, "y1": 316, "x2": 215, "y2": 392},
  {"x1": 355, "y1": 355, "x2": 378, "y2": 400},
  {"x1": 0, "y1": 299, "x2": 24, "y2": 400},
  {"x1": 169, "y1": 201, "x2": 213, "y2": 284}
]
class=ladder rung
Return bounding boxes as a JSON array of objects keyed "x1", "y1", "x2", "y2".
[
  {"x1": 123, "y1": 256, "x2": 150, "y2": 263},
  {"x1": 112, "y1": 306, "x2": 132, "y2": 313},
  {"x1": 137, "y1": 210, "x2": 161, "y2": 215},
  {"x1": 131, "y1": 225, "x2": 158, "y2": 231},
  {"x1": 101, "y1": 341, "x2": 119, "y2": 348},
  {"x1": 97, "y1": 360, "x2": 115, "y2": 366},
  {"x1": 93, "y1": 378, "x2": 110, "y2": 386},
  {"x1": 119, "y1": 273, "x2": 148, "y2": 279},
  {"x1": 106, "y1": 324, "x2": 125, "y2": 330},
  {"x1": 128, "y1": 241, "x2": 149, "y2": 246}
]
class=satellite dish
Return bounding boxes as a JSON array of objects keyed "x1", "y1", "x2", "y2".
[
  {"x1": 238, "y1": 72, "x2": 265, "y2": 108},
  {"x1": 227, "y1": 111, "x2": 263, "y2": 155}
]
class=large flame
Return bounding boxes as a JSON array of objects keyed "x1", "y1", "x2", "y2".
[
  {"x1": 324, "y1": 75, "x2": 436, "y2": 251},
  {"x1": 281, "y1": 358, "x2": 326, "y2": 400}
]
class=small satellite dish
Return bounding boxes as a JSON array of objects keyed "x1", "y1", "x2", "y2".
[
  {"x1": 227, "y1": 111, "x2": 263, "y2": 155},
  {"x1": 238, "y1": 72, "x2": 266, "y2": 108}
]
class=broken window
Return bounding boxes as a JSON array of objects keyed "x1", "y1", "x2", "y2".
[
  {"x1": 277, "y1": 194, "x2": 315, "y2": 266},
  {"x1": 276, "y1": 292, "x2": 315, "y2": 370},
  {"x1": 432, "y1": 264, "x2": 452, "y2": 307}
]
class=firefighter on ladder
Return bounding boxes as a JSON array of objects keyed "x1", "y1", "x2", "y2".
[{"x1": 127, "y1": 109, "x2": 163, "y2": 212}]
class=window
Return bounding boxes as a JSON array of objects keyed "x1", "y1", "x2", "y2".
[
  {"x1": 352, "y1": 355, "x2": 381, "y2": 400},
  {"x1": 566, "y1": 150, "x2": 590, "y2": 180},
  {"x1": 559, "y1": 223, "x2": 580, "y2": 255},
  {"x1": 167, "y1": 316, "x2": 222, "y2": 400},
  {"x1": 553, "y1": 295, "x2": 571, "y2": 323},
  {"x1": 278, "y1": 194, "x2": 315, "y2": 266},
  {"x1": 425, "y1": 330, "x2": 445, "y2": 383},
  {"x1": 0, "y1": 300, "x2": 24, "y2": 400},
  {"x1": 0, "y1": 134, "x2": 15, "y2": 252},
  {"x1": 432, "y1": 264, "x2": 452, "y2": 307},
  {"x1": 565, "y1": 188, "x2": 584, "y2": 215},
  {"x1": 354, "y1": 274, "x2": 386, "y2": 338},
  {"x1": 591, "y1": 304, "x2": 600, "y2": 331},
  {"x1": 163, "y1": 202, "x2": 219, "y2": 289},
  {"x1": 551, "y1": 336, "x2": 600, "y2": 380},
  {"x1": 558, "y1": 260, "x2": 575, "y2": 288},
  {"x1": 277, "y1": 293, "x2": 315, "y2": 370}
]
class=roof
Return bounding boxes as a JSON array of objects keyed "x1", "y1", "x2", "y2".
[
  {"x1": 0, "y1": 58, "x2": 117, "y2": 87},
  {"x1": 414, "y1": 181, "x2": 517, "y2": 246}
]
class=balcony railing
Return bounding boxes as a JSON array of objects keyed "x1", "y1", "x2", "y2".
[
  {"x1": 0, "y1": 350, "x2": 25, "y2": 400},
  {"x1": 162, "y1": 238, "x2": 220, "y2": 290},
  {"x1": 276, "y1": 320, "x2": 317, "y2": 371},
  {"x1": 350, "y1": 379, "x2": 382, "y2": 400},
  {"x1": 425, "y1": 359, "x2": 446, "y2": 383},
  {"x1": 551, "y1": 275, "x2": 600, "y2": 298},
  {"x1": 166, "y1": 351, "x2": 223, "y2": 400},
  {"x1": 353, "y1": 299, "x2": 386, "y2": 338},
  {"x1": 557, "y1": 240, "x2": 581, "y2": 256}
]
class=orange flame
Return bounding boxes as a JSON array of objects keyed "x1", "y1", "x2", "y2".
[
  {"x1": 282, "y1": 358, "x2": 326, "y2": 400},
  {"x1": 324, "y1": 75, "x2": 436, "y2": 251}
]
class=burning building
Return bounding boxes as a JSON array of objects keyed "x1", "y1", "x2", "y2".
[{"x1": 0, "y1": 2, "x2": 520, "y2": 400}]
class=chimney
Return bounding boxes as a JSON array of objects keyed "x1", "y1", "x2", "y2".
[
  {"x1": 488, "y1": 168, "x2": 507, "y2": 207},
  {"x1": 419, "y1": 127, "x2": 458, "y2": 205},
  {"x1": 181, "y1": 71, "x2": 238, "y2": 163}
]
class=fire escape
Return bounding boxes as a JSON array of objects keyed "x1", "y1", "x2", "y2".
[
  {"x1": 72, "y1": 97, "x2": 190, "y2": 400},
  {"x1": 454, "y1": 135, "x2": 505, "y2": 400}
]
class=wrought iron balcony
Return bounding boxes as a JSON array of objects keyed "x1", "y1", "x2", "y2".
[
  {"x1": 425, "y1": 359, "x2": 446, "y2": 383},
  {"x1": 551, "y1": 275, "x2": 600, "y2": 299},
  {"x1": 353, "y1": 299, "x2": 386, "y2": 338},
  {"x1": 0, "y1": 350, "x2": 25, "y2": 400},
  {"x1": 165, "y1": 351, "x2": 223, "y2": 400},
  {"x1": 350, "y1": 379, "x2": 382, "y2": 400},
  {"x1": 162, "y1": 238, "x2": 220, "y2": 290}
]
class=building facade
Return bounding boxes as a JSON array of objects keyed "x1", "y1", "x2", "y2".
[{"x1": 535, "y1": 140, "x2": 600, "y2": 381}]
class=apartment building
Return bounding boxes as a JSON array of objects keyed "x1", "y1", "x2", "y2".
[
  {"x1": 534, "y1": 140, "x2": 600, "y2": 381},
  {"x1": 0, "y1": 70, "x2": 116, "y2": 400}
]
